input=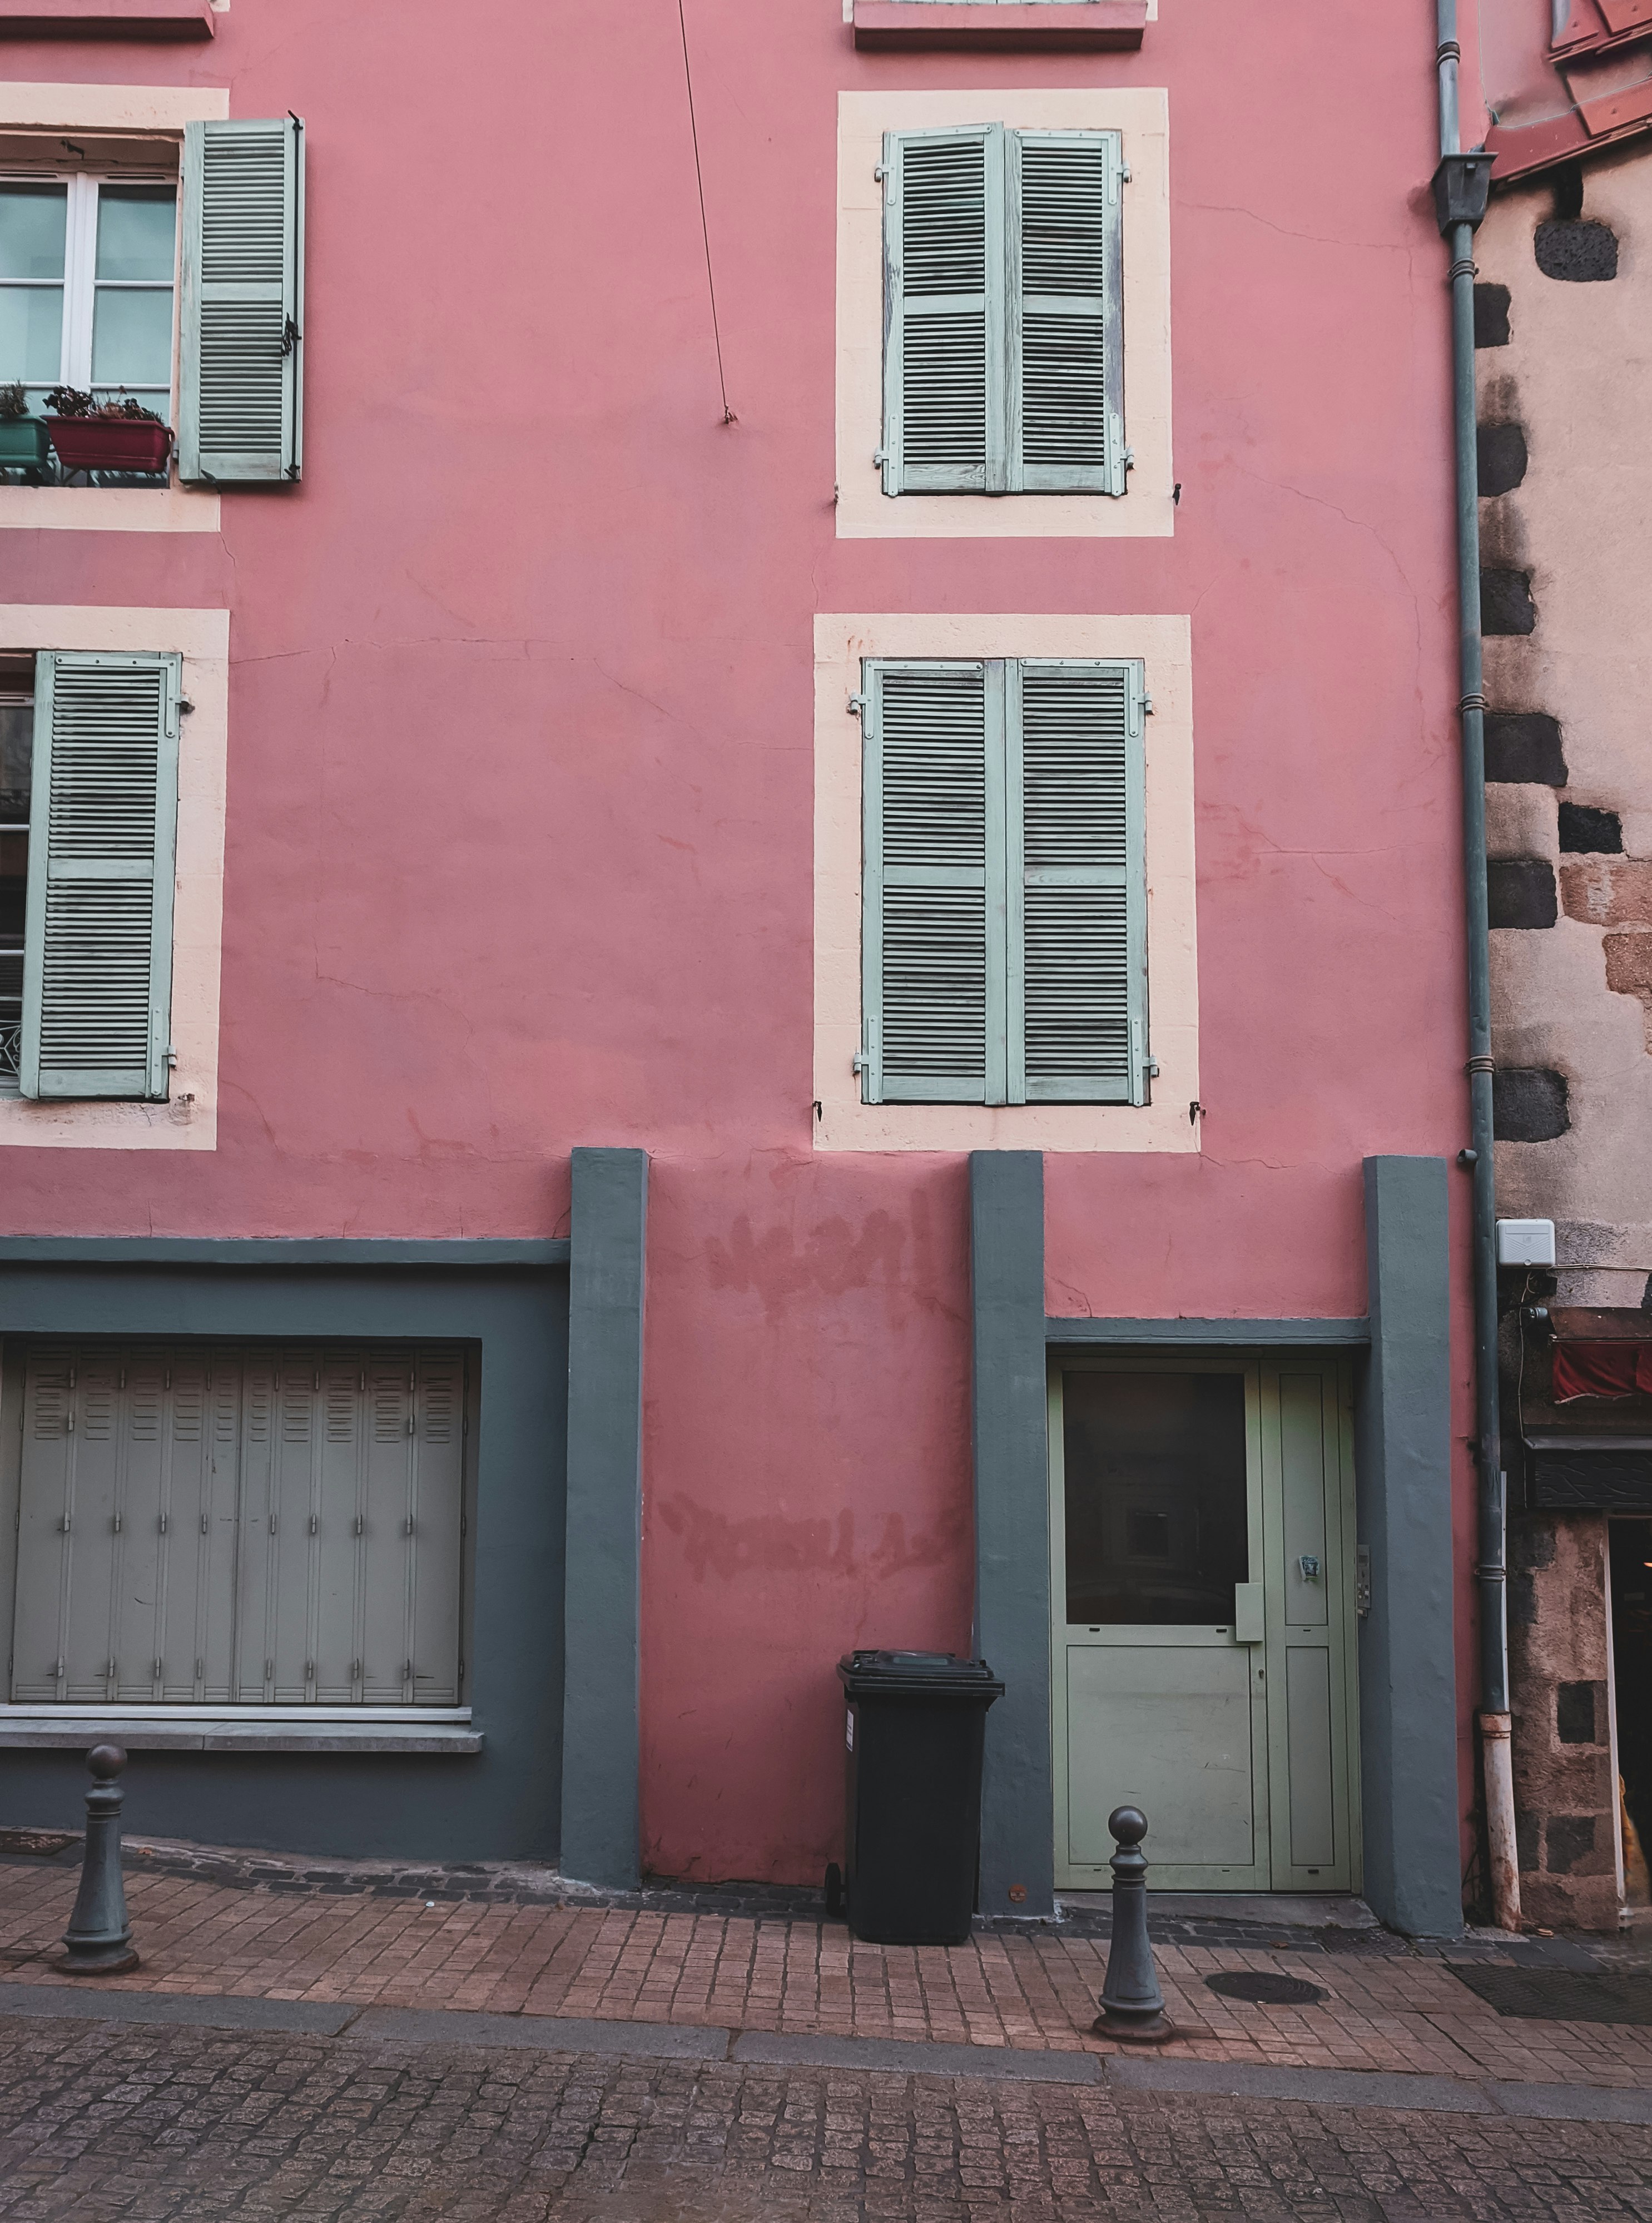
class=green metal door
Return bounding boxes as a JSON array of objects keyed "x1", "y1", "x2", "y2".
[{"x1": 1050, "y1": 1354, "x2": 1359, "y2": 1893}]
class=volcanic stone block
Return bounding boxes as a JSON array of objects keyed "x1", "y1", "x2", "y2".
[
  {"x1": 1474, "y1": 282, "x2": 1511, "y2": 345},
  {"x1": 1558, "y1": 803, "x2": 1623, "y2": 854},
  {"x1": 1477, "y1": 422, "x2": 1528, "y2": 496},
  {"x1": 1487, "y1": 857, "x2": 1557, "y2": 928},
  {"x1": 1492, "y1": 1068, "x2": 1569, "y2": 1142},
  {"x1": 1485, "y1": 712, "x2": 1566, "y2": 786},
  {"x1": 1535, "y1": 220, "x2": 1618, "y2": 282},
  {"x1": 1482, "y1": 570, "x2": 1537, "y2": 636}
]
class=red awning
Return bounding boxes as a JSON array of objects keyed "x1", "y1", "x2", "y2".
[{"x1": 1552, "y1": 1341, "x2": 1652, "y2": 1400}]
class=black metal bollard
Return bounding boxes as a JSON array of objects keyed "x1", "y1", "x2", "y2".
[
  {"x1": 1091, "y1": 1805, "x2": 1172, "y2": 2043},
  {"x1": 53, "y1": 1744, "x2": 139, "y2": 1976}
]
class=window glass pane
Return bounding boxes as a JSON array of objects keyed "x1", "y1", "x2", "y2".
[
  {"x1": 95, "y1": 186, "x2": 176, "y2": 282},
  {"x1": 0, "y1": 697, "x2": 29, "y2": 823},
  {"x1": 0, "y1": 185, "x2": 67, "y2": 281},
  {"x1": 0, "y1": 285, "x2": 63, "y2": 384},
  {"x1": 1062, "y1": 1371, "x2": 1250, "y2": 1626},
  {"x1": 91, "y1": 287, "x2": 173, "y2": 393}
]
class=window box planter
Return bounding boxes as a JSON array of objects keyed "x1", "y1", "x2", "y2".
[
  {"x1": 46, "y1": 415, "x2": 172, "y2": 475},
  {"x1": 0, "y1": 417, "x2": 51, "y2": 477}
]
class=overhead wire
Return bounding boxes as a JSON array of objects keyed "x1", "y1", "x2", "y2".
[{"x1": 676, "y1": 0, "x2": 736, "y2": 424}]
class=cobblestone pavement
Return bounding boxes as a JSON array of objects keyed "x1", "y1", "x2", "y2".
[
  {"x1": 3, "y1": 2013, "x2": 1652, "y2": 2223},
  {"x1": 3, "y1": 1853, "x2": 1650, "y2": 2090}
]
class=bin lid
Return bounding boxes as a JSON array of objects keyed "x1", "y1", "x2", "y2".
[{"x1": 837, "y1": 1649, "x2": 1004, "y2": 1699}]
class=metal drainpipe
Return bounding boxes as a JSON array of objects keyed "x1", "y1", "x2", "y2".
[{"x1": 1432, "y1": 1, "x2": 1521, "y2": 1933}]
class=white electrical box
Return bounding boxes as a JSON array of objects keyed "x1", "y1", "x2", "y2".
[{"x1": 1497, "y1": 1218, "x2": 1556, "y2": 1268}]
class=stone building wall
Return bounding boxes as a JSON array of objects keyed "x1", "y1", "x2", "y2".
[{"x1": 1474, "y1": 142, "x2": 1652, "y2": 1930}]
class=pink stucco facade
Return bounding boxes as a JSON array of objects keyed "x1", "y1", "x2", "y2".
[{"x1": 0, "y1": 2, "x2": 1477, "y2": 1893}]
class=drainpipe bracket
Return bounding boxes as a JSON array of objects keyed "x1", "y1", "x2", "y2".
[{"x1": 1432, "y1": 152, "x2": 1494, "y2": 235}]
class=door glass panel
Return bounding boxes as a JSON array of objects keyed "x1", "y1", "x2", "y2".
[{"x1": 1063, "y1": 1371, "x2": 1249, "y2": 1625}]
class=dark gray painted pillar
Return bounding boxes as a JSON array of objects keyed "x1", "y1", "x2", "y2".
[
  {"x1": 1356, "y1": 1155, "x2": 1464, "y2": 1938},
  {"x1": 970, "y1": 1150, "x2": 1054, "y2": 1918},
  {"x1": 561, "y1": 1147, "x2": 648, "y2": 1889}
]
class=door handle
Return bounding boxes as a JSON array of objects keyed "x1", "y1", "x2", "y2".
[{"x1": 1233, "y1": 1581, "x2": 1264, "y2": 1644}]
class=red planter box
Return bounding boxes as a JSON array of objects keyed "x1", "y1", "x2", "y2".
[{"x1": 46, "y1": 416, "x2": 173, "y2": 475}]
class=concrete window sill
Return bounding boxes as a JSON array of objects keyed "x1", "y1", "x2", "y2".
[
  {"x1": 0, "y1": 0, "x2": 215, "y2": 35},
  {"x1": 0, "y1": 1712, "x2": 482, "y2": 1755},
  {"x1": 851, "y1": 2, "x2": 1147, "y2": 50}
]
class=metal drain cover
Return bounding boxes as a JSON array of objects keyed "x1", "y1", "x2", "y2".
[
  {"x1": 1204, "y1": 1971, "x2": 1326, "y2": 2006},
  {"x1": 1447, "y1": 1964, "x2": 1652, "y2": 2026}
]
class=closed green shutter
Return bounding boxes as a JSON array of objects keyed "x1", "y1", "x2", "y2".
[
  {"x1": 881, "y1": 126, "x2": 1005, "y2": 495},
  {"x1": 1009, "y1": 660, "x2": 1147, "y2": 1102},
  {"x1": 1009, "y1": 132, "x2": 1125, "y2": 494},
  {"x1": 882, "y1": 127, "x2": 1124, "y2": 497},
  {"x1": 179, "y1": 117, "x2": 304, "y2": 485},
  {"x1": 20, "y1": 652, "x2": 181, "y2": 1103},
  {"x1": 860, "y1": 657, "x2": 1148, "y2": 1105},
  {"x1": 861, "y1": 661, "x2": 1004, "y2": 1101}
]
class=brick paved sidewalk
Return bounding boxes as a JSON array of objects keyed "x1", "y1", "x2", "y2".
[{"x1": 2, "y1": 1852, "x2": 1649, "y2": 2096}]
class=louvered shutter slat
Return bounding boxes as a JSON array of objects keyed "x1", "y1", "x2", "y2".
[
  {"x1": 883, "y1": 128, "x2": 1005, "y2": 495},
  {"x1": 1011, "y1": 134, "x2": 1124, "y2": 494},
  {"x1": 21, "y1": 653, "x2": 180, "y2": 1101},
  {"x1": 862, "y1": 662, "x2": 1008, "y2": 1101},
  {"x1": 1013, "y1": 662, "x2": 1147, "y2": 1102},
  {"x1": 180, "y1": 117, "x2": 304, "y2": 484}
]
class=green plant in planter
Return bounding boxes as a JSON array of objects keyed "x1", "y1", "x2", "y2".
[
  {"x1": 0, "y1": 383, "x2": 49, "y2": 477},
  {"x1": 44, "y1": 386, "x2": 164, "y2": 424}
]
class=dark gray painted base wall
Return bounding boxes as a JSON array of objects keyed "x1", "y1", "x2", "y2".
[
  {"x1": 0, "y1": 1249, "x2": 568, "y2": 1863},
  {"x1": 560, "y1": 1149, "x2": 647, "y2": 1891},
  {"x1": 970, "y1": 1152, "x2": 1055, "y2": 1920},
  {"x1": 1356, "y1": 1155, "x2": 1465, "y2": 1938}
]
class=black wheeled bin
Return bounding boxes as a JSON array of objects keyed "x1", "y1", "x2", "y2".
[{"x1": 831, "y1": 1649, "x2": 1004, "y2": 1946}]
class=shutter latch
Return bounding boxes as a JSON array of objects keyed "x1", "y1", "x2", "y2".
[{"x1": 281, "y1": 315, "x2": 301, "y2": 358}]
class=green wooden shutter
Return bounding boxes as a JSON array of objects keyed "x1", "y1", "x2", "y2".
[
  {"x1": 21, "y1": 652, "x2": 181, "y2": 1103},
  {"x1": 882, "y1": 127, "x2": 1006, "y2": 495},
  {"x1": 179, "y1": 117, "x2": 304, "y2": 484},
  {"x1": 860, "y1": 660, "x2": 1007, "y2": 1102},
  {"x1": 1009, "y1": 132, "x2": 1125, "y2": 494},
  {"x1": 1008, "y1": 659, "x2": 1148, "y2": 1101}
]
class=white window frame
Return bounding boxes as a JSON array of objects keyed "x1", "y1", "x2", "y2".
[{"x1": 0, "y1": 165, "x2": 180, "y2": 424}]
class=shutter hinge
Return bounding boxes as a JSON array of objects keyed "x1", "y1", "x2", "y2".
[
  {"x1": 852, "y1": 1052, "x2": 868, "y2": 1075},
  {"x1": 1122, "y1": 448, "x2": 1135, "y2": 468},
  {"x1": 178, "y1": 698, "x2": 195, "y2": 715},
  {"x1": 404, "y1": 1517, "x2": 415, "y2": 1537},
  {"x1": 351, "y1": 1659, "x2": 362, "y2": 1683},
  {"x1": 309, "y1": 1514, "x2": 318, "y2": 1536},
  {"x1": 270, "y1": 1514, "x2": 277, "y2": 1534},
  {"x1": 195, "y1": 1656, "x2": 204, "y2": 1680},
  {"x1": 407, "y1": 1414, "x2": 415, "y2": 1436},
  {"x1": 874, "y1": 162, "x2": 887, "y2": 180},
  {"x1": 158, "y1": 1512, "x2": 167, "y2": 1535},
  {"x1": 264, "y1": 1657, "x2": 274, "y2": 1681},
  {"x1": 305, "y1": 1660, "x2": 315, "y2": 1681},
  {"x1": 871, "y1": 450, "x2": 886, "y2": 468},
  {"x1": 1147, "y1": 1060, "x2": 1160, "y2": 1079},
  {"x1": 165, "y1": 1047, "x2": 178, "y2": 1069},
  {"x1": 201, "y1": 1514, "x2": 209, "y2": 1535},
  {"x1": 153, "y1": 1656, "x2": 163, "y2": 1680},
  {"x1": 58, "y1": 1515, "x2": 70, "y2": 1534},
  {"x1": 1121, "y1": 163, "x2": 1132, "y2": 182},
  {"x1": 404, "y1": 1659, "x2": 414, "y2": 1684},
  {"x1": 113, "y1": 1512, "x2": 121, "y2": 1533},
  {"x1": 355, "y1": 1514, "x2": 364, "y2": 1536},
  {"x1": 458, "y1": 1657, "x2": 465, "y2": 1684},
  {"x1": 54, "y1": 1657, "x2": 65, "y2": 1680},
  {"x1": 847, "y1": 694, "x2": 866, "y2": 716},
  {"x1": 1144, "y1": 696, "x2": 1154, "y2": 714}
]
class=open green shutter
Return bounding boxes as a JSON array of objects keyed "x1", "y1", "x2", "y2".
[
  {"x1": 1008, "y1": 659, "x2": 1147, "y2": 1102},
  {"x1": 20, "y1": 652, "x2": 181, "y2": 1102},
  {"x1": 1009, "y1": 132, "x2": 1125, "y2": 494},
  {"x1": 179, "y1": 117, "x2": 304, "y2": 484},
  {"x1": 882, "y1": 127, "x2": 1006, "y2": 495},
  {"x1": 861, "y1": 660, "x2": 1008, "y2": 1102}
]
